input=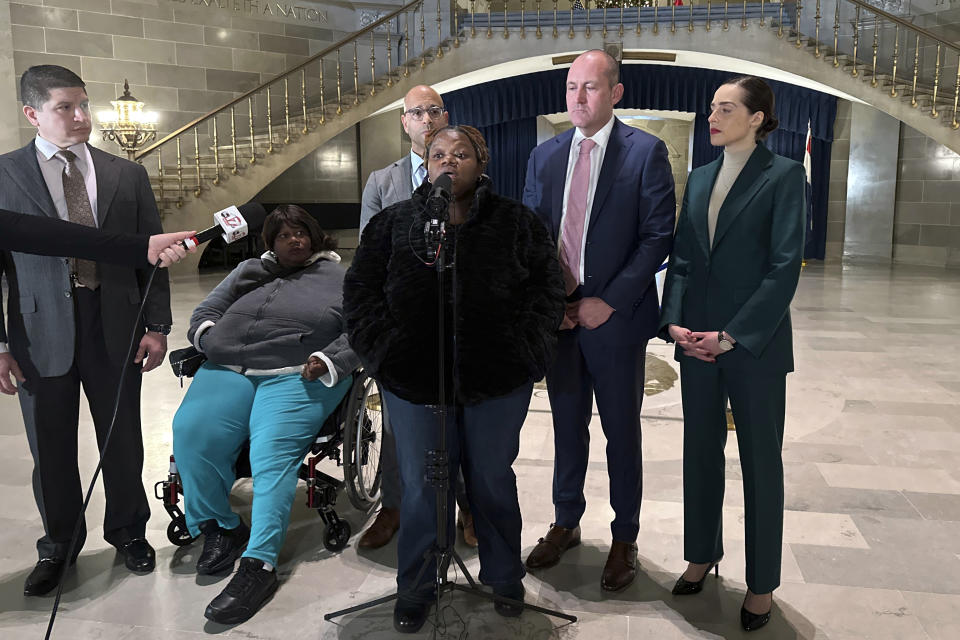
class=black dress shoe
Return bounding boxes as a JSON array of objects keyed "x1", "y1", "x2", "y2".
[
  {"x1": 671, "y1": 558, "x2": 721, "y2": 596},
  {"x1": 492, "y1": 582, "x2": 525, "y2": 617},
  {"x1": 24, "y1": 558, "x2": 68, "y2": 596},
  {"x1": 118, "y1": 538, "x2": 156, "y2": 573},
  {"x1": 741, "y1": 603, "x2": 772, "y2": 631},
  {"x1": 204, "y1": 557, "x2": 279, "y2": 625},
  {"x1": 393, "y1": 597, "x2": 430, "y2": 634},
  {"x1": 197, "y1": 520, "x2": 250, "y2": 575}
]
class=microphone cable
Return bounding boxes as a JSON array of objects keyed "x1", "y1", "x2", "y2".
[{"x1": 44, "y1": 262, "x2": 161, "y2": 640}]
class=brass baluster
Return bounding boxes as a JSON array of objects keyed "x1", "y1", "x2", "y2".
[
  {"x1": 387, "y1": 21, "x2": 395, "y2": 83},
  {"x1": 795, "y1": 0, "x2": 803, "y2": 48},
  {"x1": 814, "y1": 0, "x2": 821, "y2": 57},
  {"x1": 230, "y1": 106, "x2": 238, "y2": 175},
  {"x1": 671, "y1": 3, "x2": 676, "y2": 34},
  {"x1": 619, "y1": 3, "x2": 624, "y2": 37},
  {"x1": 404, "y1": 11, "x2": 411, "y2": 75},
  {"x1": 437, "y1": 0, "x2": 445, "y2": 56},
  {"x1": 760, "y1": 0, "x2": 765, "y2": 27},
  {"x1": 303, "y1": 67, "x2": 311, "y2": 130},
  {"x1": 832, "y1": 0, "x2": 839, "y2": 66},
  {"x1": 521, "y1": 0, "x2": 527, "y2": 39},
  {"x1": 636, "y1": 0, "x2": 642, "y2": 35},
  {"x1": 370, "y1": 32, "x2": 377, "y2": 96},
  {"x1": 569, "y1": 3, "x2": 574, "y2": 39},
  {"x1": 504, "y1": 0, "x2": 510, "y2": 39},
  {"x1": 931, "y1": 43, "x2": 942, "y2": 118},
  {"x1": 707, "y1": 0, "x2": 712, "y2": 31},
  {"x1": 585, "y1": 0, "x2": 591, "y2": 39},
  {"x1": 193, "y1": 127, "x2": 201, "y2": 197},
  {"x1": 910, "y1": 34, "x2": 920, "y2": 108},
  {"x1": 851, "y1": 6, "x2": 860, "y2": 77},
  {"x1": 317, "y1": 61, "x2": 325, "y2": 125},
  {"x1": 212, "y1": 117, "x2": 220, "y2": 185},
  {"x1": 420, "y1": 1, "x2": 427, "y2": 66},
  {"x1": 488, "y1": 1, "x2": 493, "y2": 38},
  {"x1": 554, "y1": 0, "x2": 559, "y2": 39},
  {"x1": 336, "y1": 49, "x2": 344, "y2": 115},
  {"x1": 890, "y1": 25, "x2": 900, "y2": 97},
  {"x1": 471, "y1": 0, "x2": 476, "y2": 38},
  {"x1": 604, "y1": 5, "x2": 609, "y2": 39},
  {"x1": 688, "y1": 3, "x2": 694, "y2": 33},
  {"x1": 157, "y1": 152, "x2": 164, "y2": 205},
  {"x1": 266, "y1": 87, "x2": 274, "y2": 152},
  {"x1": 353, "y1": 41, "x2": 360, "y2": 105},
  {"x1": 454, "y1": 2, "x2": 461, "y2": 46},
  {"x1": 951, "y1": 54, "x2": 960, "y2": 129},
  {"x1": 870, "y1": 15, "x2": 879, "y2": 87},
  {"x1": 537, "y1": 0, "x2": 543, "y2": 38},
  {"x1": 283, "y1": 78, "x2": 291, "y2": 143},
  {"x1": 248, "y1": 97, "x2": 255, "y2": 164},
  {"x1": 176, "y1": 137, "x2": 183, "y2": 207},
  {"x1": 778, "y1": 0, "x2": 784, "y2": 39},
  {"x1": 741, "y1": 0, "x2": 747, "y2": 30},
  {"x1": 653, "y1": 2, "x2": 659, "y2": 35},
  {"x1": 724, "y1": 1, "x2": 729, "y2": 32}
]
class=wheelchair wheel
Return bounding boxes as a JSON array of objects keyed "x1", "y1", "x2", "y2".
[
  {"x1": 323, "y1": 521, "x2": 352, "y2": 552},
  {"x1": 167, "y1": 518, "x2": 196, "y2": 547},
  {"x1": 343, "y1": 370, "x2": 384, "y2": 511}
]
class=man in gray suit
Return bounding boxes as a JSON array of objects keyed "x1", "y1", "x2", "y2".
[
  {"x1": 0, "y1": 65, "x2": 171, "y2": 596},
  {"x1": 357, "y1": 84, "x2": 483, "y2": 549}
]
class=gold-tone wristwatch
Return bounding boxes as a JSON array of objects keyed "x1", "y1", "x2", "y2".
[{"x1": 718, "y1": 330, "x2": 735, "y2": 352}]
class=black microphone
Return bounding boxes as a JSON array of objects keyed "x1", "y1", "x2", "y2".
[
  {"x1": 181, "y1": 202, "x2": 268, "y2": 250},
  {"x1": 426, "y1": 174, "x2": 453, "y2": 221}
]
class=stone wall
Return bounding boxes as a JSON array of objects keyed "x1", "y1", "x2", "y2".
[{"x1": 825, "y1": 98, "x2": 851, "y2": 261}]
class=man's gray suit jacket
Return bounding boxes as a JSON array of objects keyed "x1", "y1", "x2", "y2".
[
  {"x1": 0, "y1": 141, "x2": 171, "y2": 378},
  {"x1": 359, "y1": 154, "x2": 413, "y2": 237}
]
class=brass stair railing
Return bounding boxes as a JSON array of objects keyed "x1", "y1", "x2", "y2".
[{"x1": 137, "y1": 1, "x2": 959, "y2": 215}]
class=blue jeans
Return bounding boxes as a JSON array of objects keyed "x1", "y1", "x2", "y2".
[
  {"x1": 173, "y1": 363, "x2": 351, "y2": 565},
  {"x1": 384, "y1": 384, "x2": 532, "y2": 602}
]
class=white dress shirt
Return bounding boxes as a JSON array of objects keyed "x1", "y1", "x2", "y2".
[
  {"x1": 559, "y1": 115, "x2": 616, "y2": 286},
  {"x1": 34, "y1": 135, "x2": 99, "y2": 225}
]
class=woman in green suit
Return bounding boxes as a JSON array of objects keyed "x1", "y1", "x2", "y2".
[{"x1": 659, "y1": 76, "x2": 806, "y2": 632}]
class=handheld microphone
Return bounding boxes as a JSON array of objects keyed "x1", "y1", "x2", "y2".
[
  {"x1": 426, "y1": 174, "x2": 453, "y2": 221},
  {"x1": 181, "y1": 202, "x2": 268, "y2": 250}
]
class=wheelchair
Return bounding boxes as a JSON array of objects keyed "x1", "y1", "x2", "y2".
[{"x1": 155, "y1": 368, "x2": 384, "y2": 553}]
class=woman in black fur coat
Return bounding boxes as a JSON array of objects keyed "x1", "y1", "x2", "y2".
[{"x1": 344, "y1": 126, "x2": 564, "y2": 632}]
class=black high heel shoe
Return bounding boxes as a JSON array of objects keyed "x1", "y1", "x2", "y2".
[
  {"x1": 740, "y1": 595, "x2": 772, "y2": 631},
  {"x1": 671, "y1": 558, "x2": 721, "y2": 595}
]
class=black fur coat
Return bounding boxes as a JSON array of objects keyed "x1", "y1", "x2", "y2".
[{"x1": 344, "y1": 178, "x2": 565, "y2": 406}]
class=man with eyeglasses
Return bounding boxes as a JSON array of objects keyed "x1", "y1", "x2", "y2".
[{"x1": 360, "y1": 85, "x2": 485, "y2": 551}]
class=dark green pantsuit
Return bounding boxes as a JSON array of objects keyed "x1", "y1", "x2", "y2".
[{"x1": 679, "y1": 359, "x2": 785, "y2": 593}]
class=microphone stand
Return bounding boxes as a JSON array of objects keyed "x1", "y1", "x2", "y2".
[{"x1": 325, "y1": 205, "x2": 576, "y2": 632}]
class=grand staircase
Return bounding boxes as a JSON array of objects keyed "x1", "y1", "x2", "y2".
[{"x1": 139, "y1": 0, "x2": 959, "y2": 272}]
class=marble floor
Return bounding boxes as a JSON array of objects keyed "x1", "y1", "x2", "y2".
[{"x1": 1, "y1": 261, "x2": 959, "y2": 639}]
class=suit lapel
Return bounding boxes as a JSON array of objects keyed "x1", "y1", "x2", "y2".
[
  {"x1": 548, "y1": 130, "x2": 574, "y2": 237},
  {"x1": 586, "y1": 119, "x2": 629, "y2": 235},
  {"x1": 395, "y1": 154, "x2": 413, "y2": 200},
  {"x1": 1, "y1": 143, "x2": 57, "y2": 217},
  {"x1": 711, "y1": 144, "x2": 774, "y2": 250},
  {"x1": 89, "y1": 144, "x2": 118, "y2": 227},
  {"x1": 691, "y1": 157, "x2": 722, "y2": 258}
]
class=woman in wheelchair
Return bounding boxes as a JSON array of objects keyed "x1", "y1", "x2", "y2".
[{"x1": 172, "y1": 205, "x2": 359, "y2": 624}]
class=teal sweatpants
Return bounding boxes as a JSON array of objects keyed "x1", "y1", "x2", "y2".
[{"x1": 172, "y1": 362, "x2": 351, "y2": 565}]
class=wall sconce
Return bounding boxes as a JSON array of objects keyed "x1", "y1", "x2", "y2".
[{"x1": 97, "y1": 79, "x2": 158, "y2": 160}]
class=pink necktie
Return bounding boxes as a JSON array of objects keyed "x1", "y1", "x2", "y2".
[{"x1": 560, "y1": 138, "x2": 596, "y2": 295}]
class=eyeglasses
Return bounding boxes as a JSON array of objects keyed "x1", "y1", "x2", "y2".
[{"x1": 404, "y1": 106, "x2": 445, "y2": 121}]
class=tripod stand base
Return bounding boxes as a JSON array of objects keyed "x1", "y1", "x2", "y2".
[{"x1": 323, "y1": 549, "x2": 577, "y2": 625}]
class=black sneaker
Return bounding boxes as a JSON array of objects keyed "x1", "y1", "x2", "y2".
[
  {"x1": 196, "y1": 520, "x2": 250, "y2": 575},
  {"x1": 204, "y1": 557, "x2": 279, "y2": 624}
]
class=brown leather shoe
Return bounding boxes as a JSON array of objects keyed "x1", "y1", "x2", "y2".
[
  {"x1": 524, "y1": 524, "x2": 581, "y2": 570},
  {"x1": 358, "y1": 507, "x2": 400, "y2": 549},
  {"x1": 457, "y1": 509, "x2": 478, "y2": 548},
  {"x1": 601, "y1": 540, "x2": 638, "y2": 592}
]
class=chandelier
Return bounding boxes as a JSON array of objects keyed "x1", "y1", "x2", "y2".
[{"x1": 97, "y1": 79, "x2": 158, "y2": 160}]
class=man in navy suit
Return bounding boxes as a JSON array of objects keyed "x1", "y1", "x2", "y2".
[{"x1": 521, "y1": 50, "x2": 676, "y2": 591}]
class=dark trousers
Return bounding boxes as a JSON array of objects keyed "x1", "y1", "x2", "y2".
[
  {"x1": 383, "y1": 385, "x2": 531, "y2": 603},
  {"x1": 547, "y1": 329, "x2": 647, "y2": 542},
  {"x1": 18, "y1": 287, "x2": 149, "y2": 560},
  {"x1": 679, "y1": 359, "x2": 786, "y2": 594}
]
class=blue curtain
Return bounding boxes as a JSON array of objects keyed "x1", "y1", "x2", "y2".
[
  {"x1": 442, "y1": 64, "x2": 837, "y2": 259},
  {"x1": 475, "y1": 118, "x2": 538, "y2": 202}
]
